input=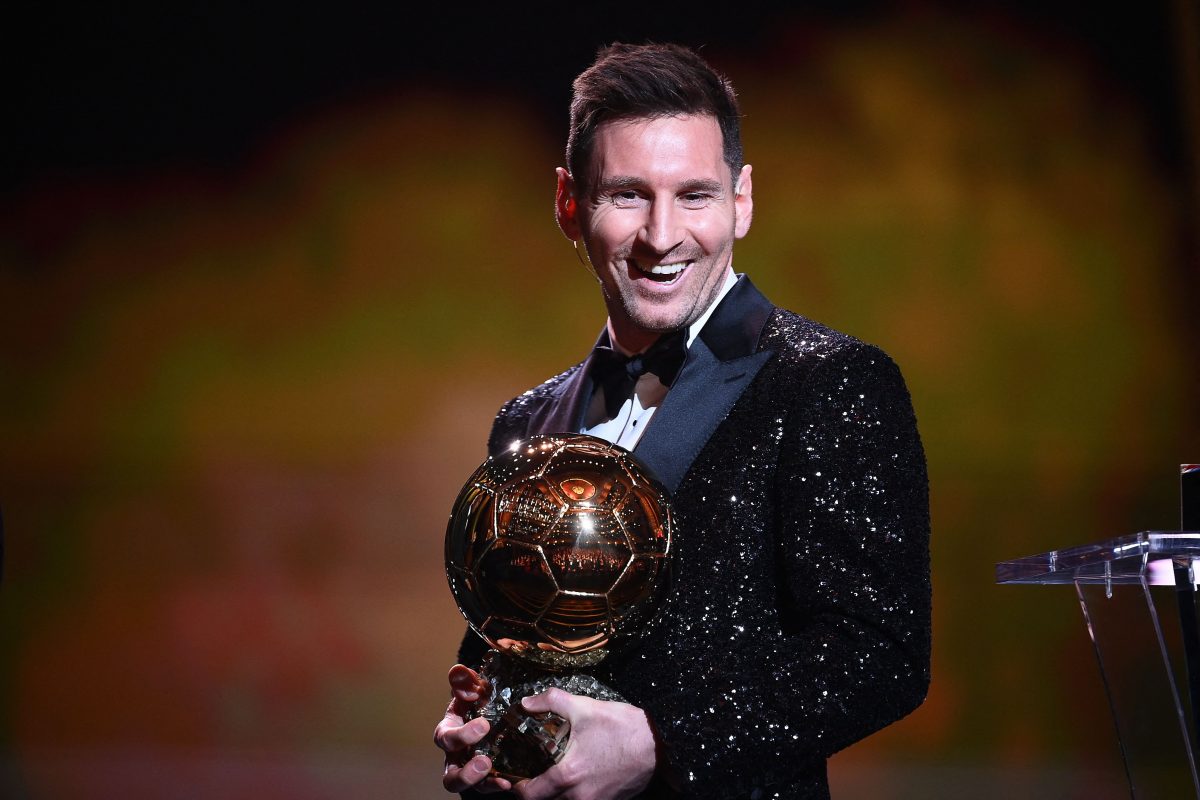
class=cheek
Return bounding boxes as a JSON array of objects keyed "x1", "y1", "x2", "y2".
[
  {"x1": 690, "y1": 217, "x2": 732, "y2": 251},
  {"x1": 587, "y1": 213, "x2": 638, "y2": 254}
]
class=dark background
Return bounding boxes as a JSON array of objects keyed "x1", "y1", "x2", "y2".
[{"x1": 5, "y1": 5, "x2": 1192, "y2": 185}]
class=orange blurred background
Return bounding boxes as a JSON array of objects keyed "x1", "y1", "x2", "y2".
[{"x1": 2, "y1": 6, "x2": 1197, "y2": 799}]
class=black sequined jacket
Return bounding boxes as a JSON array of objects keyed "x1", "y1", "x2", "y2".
[{"x1": 459, "y1": 275, "x2": 931, "y2": 800}]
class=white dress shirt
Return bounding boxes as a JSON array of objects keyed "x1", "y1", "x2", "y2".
[{"x1": 581, "y1": 269, "x2": 738, "y2": 450}]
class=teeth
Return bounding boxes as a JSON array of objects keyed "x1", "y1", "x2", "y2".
[{"x1": 646, "y1": 262, "x2": 687, "y2": 275}]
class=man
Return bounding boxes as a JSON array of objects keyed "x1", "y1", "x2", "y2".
[{"x1": 435, "y1": 42, "x2": 930, "y2": 800}]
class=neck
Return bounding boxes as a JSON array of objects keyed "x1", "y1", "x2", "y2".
[{"x1": 606, "y1": 320, "x2": 665, "y2": 356}]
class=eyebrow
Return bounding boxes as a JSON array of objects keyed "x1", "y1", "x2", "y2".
[
  {"x1": 678, "y1": 178, "x2": 724, "y2": 194},
  {"x1": 595, "y1": 176, "x2": 726, "y2": 194},
  {"x1": 595, "y1": 175, "x2": 644, "y2": 193}
]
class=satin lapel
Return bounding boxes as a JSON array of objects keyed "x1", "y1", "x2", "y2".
[
  {"x1": 631, "y1": 275, "x2": 777, "y2": 494},
  {"x1": 526, "y1": 358, "x2": 596, "y2": 437},
  {"x1": 634, "y1": 338, "x2": 771, "y2": 494},
  {"x1": 523, "y1": 275, "x2": 776, "y2": 490}
]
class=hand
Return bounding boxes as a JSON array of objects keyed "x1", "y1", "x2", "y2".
[
  {"x1": 433, "y1": 664, "x2": 512, "y2": 794},
  {"x1": 513, "y1": 688, "x2": 657, "y2": 800}
]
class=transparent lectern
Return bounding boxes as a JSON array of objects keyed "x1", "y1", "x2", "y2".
[{"x1": 997, "y1": 466, "x2": 1200, "y2": 799}]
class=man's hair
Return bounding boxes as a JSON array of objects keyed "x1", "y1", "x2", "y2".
[{"x1": 566, "y1": 42, "x2": 744, "y2": 191}]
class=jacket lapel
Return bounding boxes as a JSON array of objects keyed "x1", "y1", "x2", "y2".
[
  {"x1": 633, "y1": 339, "x2": 771, "y2": 494},
  {"x1": 519, "y1": 275, "x2": 777, "y2": 495},
  {"x1": 525, "y1": 353, "x2": 599, "y2": 437},
  {"x1": 633, "y1": 275, "x2": 776, "y2": 494}
]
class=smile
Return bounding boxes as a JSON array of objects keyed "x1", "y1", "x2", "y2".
[{"x1": 633, "y1": 261, "x2": 690, "y2": 283}]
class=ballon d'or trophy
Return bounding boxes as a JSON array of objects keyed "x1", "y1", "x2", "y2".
[{"x1": 445, "y1": 433, "x2": 674, "y2": 782}]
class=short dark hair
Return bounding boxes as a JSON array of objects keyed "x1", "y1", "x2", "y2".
[{"x1": 566, "y1": 42, "x2": 744, "y2": 191}]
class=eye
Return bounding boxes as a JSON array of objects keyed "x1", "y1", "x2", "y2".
[
  {"x1": 611, "y1": 190, "x2": 643, "y2": 208},
  {"x1": 679, "y1": 192, "x2": 710, "y2": 208}
]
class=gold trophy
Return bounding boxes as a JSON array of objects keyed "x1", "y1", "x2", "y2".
[{"x1": 445, "y1": 434, "x2": 673, "y2": 782}]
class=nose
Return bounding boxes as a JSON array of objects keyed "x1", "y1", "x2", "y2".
[{"x1": 638, "y1": 197, "x2": 683, "y2": 255}]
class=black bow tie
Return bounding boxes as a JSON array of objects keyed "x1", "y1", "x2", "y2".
[{"x1": 589, "y1": 329, "x2": 688, "y2": 419}]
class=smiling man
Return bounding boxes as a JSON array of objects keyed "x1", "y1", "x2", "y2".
[
  {"x1": 435, "y1": 43, "x2": 931, "y2": 800},
  {"x1": 559, "y1": 112, "x2": 751, "y2": 354}
]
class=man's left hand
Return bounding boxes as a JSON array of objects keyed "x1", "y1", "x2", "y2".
[{"x1": 513, "y1": 688, "x2": 658, "y2": 800}]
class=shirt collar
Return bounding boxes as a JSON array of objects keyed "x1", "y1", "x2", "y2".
[{"x1": 685, "y1": 268, "x2": 738, "y2": 348}]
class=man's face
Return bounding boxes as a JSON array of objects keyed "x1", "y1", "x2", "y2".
[{"x1": 557, "y1": 114, "x2": 753, "y2": 352}]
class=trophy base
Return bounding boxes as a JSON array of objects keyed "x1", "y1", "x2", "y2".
[{"x1": 470, "y1": 650, "x2": 625, "y2": 783}]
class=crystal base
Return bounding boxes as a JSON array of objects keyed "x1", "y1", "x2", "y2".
[{"x1": 470, "y1": 650, "x2": 625, "y2": 782}]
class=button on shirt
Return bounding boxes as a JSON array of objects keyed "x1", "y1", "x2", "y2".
[{"x1": 581, "y1": 269, "x2": 738, "y2": 450}]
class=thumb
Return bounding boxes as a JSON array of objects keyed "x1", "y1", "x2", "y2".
[{"x1": 520, "y1": 687, "x2": 578, "y2": 718}]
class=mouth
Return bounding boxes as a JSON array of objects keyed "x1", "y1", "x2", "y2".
[{"x1": 632, "y1": 260, "x2": 690, "y2": 284}]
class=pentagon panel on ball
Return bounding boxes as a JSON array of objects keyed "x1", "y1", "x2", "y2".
[{"x1": 446, "y1": 433, "x2": 674, "y2": 668}]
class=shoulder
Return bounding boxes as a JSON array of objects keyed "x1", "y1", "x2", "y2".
[
  {"x1": 486, "y1": 361, "x2": 586, "y2": 454},
  {"x1": 755, "y1": 307, "x2": 918, "y2": 437},
  {"x1": 760, "y1": 307, "x2": 899, "y2": 377},
  {"x1": 512, "y1": 362, "x2": 584, "y2": 401},
  {"x1": 761, "y1": 309, "x2": 926, "y2": 476},
  {"x1": 496, "y1": 361, "x2": 583, "y2": 415}
]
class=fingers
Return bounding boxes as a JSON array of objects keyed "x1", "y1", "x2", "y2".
[
  {"x1": 514, "y1": 775, "x2": 550, "y2": 800},
  {"x1": 510, "y1": 690, "x2": 582, "y2": 800},
  {"x1": 434, "y1": 714, "x2": 490, "y2": 754},
  {"x1": 448, "y1": 664, "x2": 489, "y2": 703},
  {"x1": 442, "y1": 754, "x2": 513, "y2": 795},
  {"x1": 443, "y1": 754, "x2": 501, "y2": 793},
  {"x1": 519, "y1": 687, "x2": 577, "y2": 718},
  {"x1": 476, "y1": 775, "x2": 513, "y2": 794},
  {"x1": 438, "y1": 665, "x2": 506, "y2": 794},
  {"x1": 443, "y1": 754, "x2": 488, "y2": 792},
  {"x1": 513, "y1": 760, "x2": 576, "y2": 800}
]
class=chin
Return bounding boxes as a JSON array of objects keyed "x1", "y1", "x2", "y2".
[
  {"x1": 616, "y1": 294, "x2": 701, "y2": 338},
  {"x1": 630, "y1": 313, "x2": 692, "y2": 335}
]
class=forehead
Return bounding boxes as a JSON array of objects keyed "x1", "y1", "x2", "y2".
[{"x1": 589, "y1": 114, "x2": 728, "y2": 185}]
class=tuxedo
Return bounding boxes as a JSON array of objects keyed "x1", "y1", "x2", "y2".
[{"x1": 460, "y1": 275, "x2": 931, "y2": 799}]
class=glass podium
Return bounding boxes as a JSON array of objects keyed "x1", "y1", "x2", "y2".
[{"x1": 998, "y1": 531, "x2": 1200, "y2": 798}]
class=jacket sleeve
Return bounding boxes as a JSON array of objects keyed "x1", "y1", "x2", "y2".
[{"x1": 645, "y1": 343, "x2": 932, "y2": 798}]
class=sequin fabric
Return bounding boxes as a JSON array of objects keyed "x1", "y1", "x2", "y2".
[{"x1": 462, "y1": 308, "x2": 931, "y2": 800}]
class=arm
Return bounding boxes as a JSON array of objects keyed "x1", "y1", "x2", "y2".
[{"x1": 645, "y1": 343, "x2": 931, "y2": 797}]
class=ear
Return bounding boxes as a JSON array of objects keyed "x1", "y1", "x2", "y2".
[
  {"x1": 733, "y1": 164, "x2": 753, "y2": 239},
  {"x1": 555, "y1": 167, "x2": 581, "y2": 240}
]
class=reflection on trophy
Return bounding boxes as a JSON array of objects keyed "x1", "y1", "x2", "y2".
[{"x1": 445, "y1": 433, "x2": 674, "y2": 782}]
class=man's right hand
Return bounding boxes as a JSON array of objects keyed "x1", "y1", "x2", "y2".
[{"x1": 434, "y1": 664, "x2": 512, "y2": 794}]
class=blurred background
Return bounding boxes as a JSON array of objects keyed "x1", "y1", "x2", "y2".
[{"x1": 2, "y1": 3, "x2": 1197, "y2": 798}]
